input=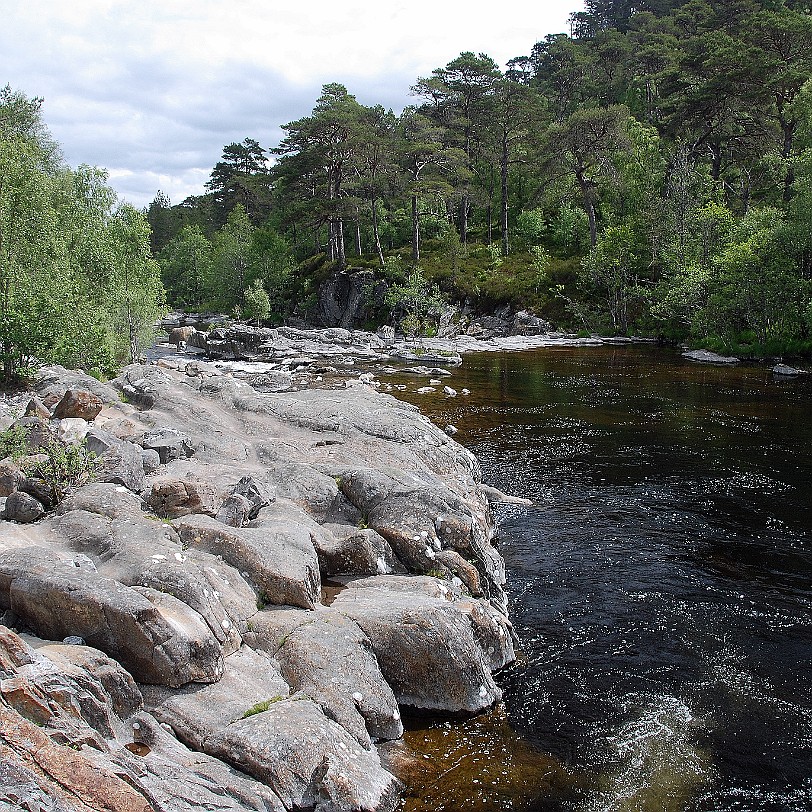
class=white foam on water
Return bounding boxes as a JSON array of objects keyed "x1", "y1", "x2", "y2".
[{"x1": 576, "y1": 693, "x2": 713, "y2": 812}]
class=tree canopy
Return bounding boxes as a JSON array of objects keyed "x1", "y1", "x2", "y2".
[
  {"x1": 0, "y1": 86, "x2": 165, "y2": 382},
  {"x1": 144, "y1": 0, "x2": 812, "y2": 355}
]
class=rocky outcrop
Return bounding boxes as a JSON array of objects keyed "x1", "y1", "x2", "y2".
[
  {"x1": 313, "y1": 269, "x2": 389, "y2": 329},
  {"x1": 0, "y1": 361, "x2": 515, "y2": 811},
  {"x1": 0, "y1": 626, "x2": 286, "y2": 812},
  {"x1": 331, "y1": 577, "x2": 510, "y2": 714}
]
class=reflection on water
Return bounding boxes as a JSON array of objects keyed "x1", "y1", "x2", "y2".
[{"x1": 386, "y1": 346, "x2": 812, "y2": 811}]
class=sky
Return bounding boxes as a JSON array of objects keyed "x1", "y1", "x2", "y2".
[{"x1": 3, "y1": 1, "x2": 582, "y2": 210}]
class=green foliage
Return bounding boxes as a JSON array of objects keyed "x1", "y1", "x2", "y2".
[
  {"x1": 550, "y1": 203, "x2": 591, "y2": 253},
  {"x1": 133, "y1": 2, "x2": 812, "y2": 355},
  {"x1": 385, "y1": 267, "x2": 447, "y2": 337},
  {"x1": 24, "y1": 439, "x2": 98, "y2": 505},
  {"x1": 511, "y1": 209, "x2": 546, "y2": 251},
  {"x1": 0, "y1": 425, "x2": 28, "y2": 461},
  {"x1": 159, "y1": 225, "x2": 212, "y2": 309},
  {"x1": 0, "y1": 88, "x2": 165, "y2": 380},
  {"x1": 211, "y1": 205, "x2": 255, "y2": 313},
  {"x1": 243, "y1": 278, "x2": 271, "y2": 324},
  {"x1": 241, "y1": 697, "x2": 283, "y2": 718},
  {"x1": 579, "y1": 225, "x2": 650, "y2": 334}
]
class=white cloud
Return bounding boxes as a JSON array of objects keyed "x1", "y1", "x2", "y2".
[{"x1": 3, "y1": 0, "x2": 581, "y2": 209}]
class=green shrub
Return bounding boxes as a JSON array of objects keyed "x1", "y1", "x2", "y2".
[
  {"x1": 0, "y1": 425, "x2": 28, "y2": 461},
  {"x1": 24, "y1": 439, "x2": 98, "y2": 505}
]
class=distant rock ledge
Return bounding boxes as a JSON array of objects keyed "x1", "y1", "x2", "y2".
[
  {"x1": 682, "y1": 348, "x2": 741, "y2": 365},
  {"x1": 0, "y1": 361, "x2": 516, "y2": 812}
]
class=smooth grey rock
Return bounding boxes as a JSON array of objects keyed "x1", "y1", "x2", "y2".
[
  {"x1": 246, "y1": 370, "x2": 293, "y2": 392},
  {"x1": 49, "y1": 505, "x2": 253, "y2": 654},
  {"x1": 205, "y1": 697, "x2": 400, "y2": 812},
  {"x1": 336, "y1": 467, "x2": 506, "y2": 610},
  {"x1": 332, "y1": 585, "x2": 501, "y2": 713},
  {"x1": 773, "y1": 363, "x2": 806, "y2": 376},
  {"x1": 0, "y1": 548, "x2": 223, "y2": 687},
  {"x1": 55, "y1": 417, "x2": 89, "y2": 444},
  {"x1": 143, "y1": 646, "x2": 290, "y2": 747},
  {"x1": 141, "y1": 427, "x2": 196, "y2": 463},
  {"x1": 433, "y1": 548, "x2": 483, "y2": 597},
  {"x1": 0, "y1": 459, "x2": 22, "y2": 497},
  {"x1": 91, "y1": 435, "x2": 147, "y2": 492},
  {"x1": 265, "y1": 462, "x2": 346, "y2": 523},
  {"x1": 110, "y1": 712, "x2": 287, "y2": 812},
  {"x1": 216, "y1": 492, "x2": 254, "y2": 527},
  {"x1": 245, "y1": 606, "x2": 403, "y2": 747},
  {"x1": 143, "y1": 650, "x2": 403, "y2": 812},
  {"x1": 56, "y1": 481, "x2": 145, "y2": 519},
  {"x1": 338, "y1": 574, "x2": 514, "y2": 671},
  {"x1": 317, "y1": 524, "x2": 405, "y2": 577},
  {"x1": 141, "y1": 447, "x2": 161, "y2": 474},
  {"x1": 34, "y1": 365, "x2": 119, "y2": 407},
  {"x1": 175, "y1": 514, "x2": 321, "y2": 610},
  {"x1": 4, "y1": 490, "x2": 45, "y2": 523},
  {"x1": 230, "y1": 475, "x2": 275, "y2": 518},
  {"x1": 682, "y1": 349, "x2": 740, "y2": 365},
  {"x1": 215, "y1": 475, "x2": 275, "y2": 527},
  {"x1": 37, "y1": 642, "x2": 143, "y2": 722}
]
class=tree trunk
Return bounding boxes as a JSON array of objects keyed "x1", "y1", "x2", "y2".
[
  {"x1": 337, "y1": 218, "x2": 346, "y2": 270},
  {"x1": 500, "y1": 132, "x2": 510, "y2": 256},
  {"x1": 411, "y1": 194, "x2": 420, "y2": 263},
  {"x1": 355, "y1": 219, "x2": 362, "y2": 257},
  {"x1": 371, "y1": 192, "x2": 384, "y2": 266},
  {"x1": 576, "y1": 168, "x2": 598, "y2": 248}
]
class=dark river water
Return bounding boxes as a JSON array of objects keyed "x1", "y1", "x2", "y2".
[{"x1": 388, "y1": 345, "x2": 812, "y2": 812}]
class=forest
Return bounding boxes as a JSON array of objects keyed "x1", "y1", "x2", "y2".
[
  {"x1": 3, "y1": 0, "x2": 812, "y2": 386},
  {"x1": 145, "y1": 0, "x2": 812, "y2": 356}
]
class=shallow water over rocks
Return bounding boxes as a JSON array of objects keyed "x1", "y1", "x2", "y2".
[{"x1": 389, "y1": 345, "x2": 812, "y2": 812}]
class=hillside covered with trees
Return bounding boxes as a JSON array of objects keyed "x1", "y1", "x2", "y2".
[{"x1": 146, "y1": 0, "x2": 812, "y2": 357}]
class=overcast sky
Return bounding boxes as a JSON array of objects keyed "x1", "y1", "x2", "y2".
[{"x1": 3, "y1": 1, "x2": 581, "y2": 210}]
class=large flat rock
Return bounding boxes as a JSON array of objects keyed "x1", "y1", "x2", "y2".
[
  {"x1": 175, "y1": 514, "x2": 321, "y2": 610},
  {"x1": 145, "y1": 647, "x2": 399, "y2": 812},
  {"x1": 245, "y1": 606, "x2": 403, "y2": 748},
  {"x1": 331, "y1": 582, "x2": 502, "y2": 713},
  {"x1": 0, "y1": 548, "x2": 223, "y2": 687}
]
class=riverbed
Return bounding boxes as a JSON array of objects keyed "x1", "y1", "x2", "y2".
[{"x1": 389, "y1": 345, "x2": 812, "y2": 812}]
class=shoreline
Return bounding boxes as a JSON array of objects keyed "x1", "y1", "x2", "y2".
[{"x1": 0, "y1": 359, "x2": 517, "y2": 812}]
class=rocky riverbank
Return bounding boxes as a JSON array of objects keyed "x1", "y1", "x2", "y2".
[
  {"x1": 0, "y1": 360, "x2": 516, "y2": 811},
  {"x1": 156, "y1": 320, "x2": 652, "y2": 388}
]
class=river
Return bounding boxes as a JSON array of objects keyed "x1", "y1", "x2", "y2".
[{"x1": 387, "y1": 345, "x2": 812, "y2": 812}]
